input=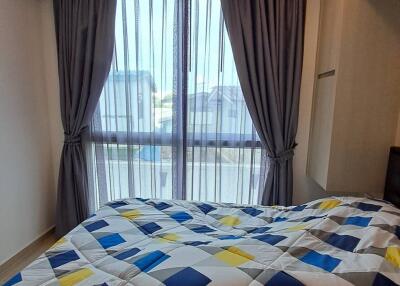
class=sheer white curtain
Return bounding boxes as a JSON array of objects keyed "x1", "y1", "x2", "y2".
[{"x1": 88, "y1": 0, "x2": 264, "y2": 211}]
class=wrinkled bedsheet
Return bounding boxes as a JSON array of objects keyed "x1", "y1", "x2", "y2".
[{"x1": 4, "y1": 196, "x2": 400, "y2": 286}]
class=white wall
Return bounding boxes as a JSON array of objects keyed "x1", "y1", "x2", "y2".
[
  {"x1": 293, "y1": 0, "x2": 400, "y2": 204},
  {"x1": 40, "y1": 0, "x2": 63, "y2": 187},
  {"x1": 0, "y1": 0, "x2": 59, "y2": 264},
  {"x1": 293, "y1": 0, "x2": 327, "y2": 204}
]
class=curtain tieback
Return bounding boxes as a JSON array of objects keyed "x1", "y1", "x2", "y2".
[
  {"x1": 64, "y1": 127, "x2": 89, "y2": 144},
  {"x1": 267, "y1": 144, "x2": 297, "y2": 164},
  {"x1": 64, "y1": 133, "x2": 81, "y2": 144}
]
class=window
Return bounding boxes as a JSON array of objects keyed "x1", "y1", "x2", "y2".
[
  {"x1": 229, "y1": 108, "x2": 237, "y2": 118},
  {"x1": 88, "y1": 0, "x2": 263, "y2": 211}
]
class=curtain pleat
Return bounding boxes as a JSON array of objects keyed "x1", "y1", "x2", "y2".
[
  {"x1": 186, "y1": 0, "x2": 263, "y2": 204},
  {"x1": 221, "y1": 0, "x2": 306, "y2": 206}
]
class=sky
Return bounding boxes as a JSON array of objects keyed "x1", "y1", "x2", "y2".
[{"x1": 113, "y1": 0, "x2": 241, "y2": 97}]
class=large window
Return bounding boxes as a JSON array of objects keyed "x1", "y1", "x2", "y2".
[{"x1": 88, "y1": 0, "x2": 264, "y2": 211}]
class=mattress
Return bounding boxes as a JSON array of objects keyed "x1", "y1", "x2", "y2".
[{"x1": 4, "y1": 196, "x2": 400, "y2": 286}]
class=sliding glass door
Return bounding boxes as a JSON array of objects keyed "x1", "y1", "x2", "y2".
[{"x1": 87, "y1": 0, "x2": 263, "y2": 211}]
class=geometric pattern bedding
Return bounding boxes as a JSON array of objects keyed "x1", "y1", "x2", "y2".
[{"x1": 4, "y1": 196, "x2": 400, "y2": 286}]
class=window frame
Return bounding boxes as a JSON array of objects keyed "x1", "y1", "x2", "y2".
[{"x1": 88, "y1": 0, "x2": 263, "y2": 205}]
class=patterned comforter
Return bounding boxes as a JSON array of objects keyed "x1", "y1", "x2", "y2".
[{"x1": 4, "y1": 196, "x2": 400, "y2": 286}]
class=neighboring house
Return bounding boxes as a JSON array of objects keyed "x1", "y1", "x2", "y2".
[
  {"x1": 159, "y1": 87, "x2": 253, "y2": 135},
  {"x1": 100, "y1": 72, "x2": 256, "y2": 165},
  {"x1": 159, "y1": 85, "x2": 254, "y2": 135},
  {"x1": 100, "y1": 70, "x2": 157, "y2": 133},
  {"x1": 187, "y1": 86, "x2": 254, "y2": 136},
  {"x1": 100, "y1": 70, "x2": 169, "y2": 163},
  {"x1": 98, "y1": 72, "x2": 259, "y2": 192},
  {"x1": 101, "y1": 71, "x2": 253, "y2": 137}
]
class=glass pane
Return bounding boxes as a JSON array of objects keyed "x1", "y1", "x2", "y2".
[
  {"x1": 90, "y1": 0, "x2": 177, "y2": 209},
  {"x1": 186, "y1": 0, "x2": 257, "y2": 136},
  {"x1": 90, "y1": 143, "x2": 173, "y2": 209},
  {"x1": 98, "y1": 0, "x2": 175, "y2": 135},
  {"x1": 186, "y1": 0, "x2": 261, "y2": 203},
  {"x1": 89, "y1": 0, "x2": 263, "y2": 209},
  {"x1": 186, "y1": 147, "x2": 261, "y2": 205}
]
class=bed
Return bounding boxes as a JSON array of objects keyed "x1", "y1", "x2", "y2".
[{"x1": 4, "y1": 196, "x2": 400, "y2": 286}]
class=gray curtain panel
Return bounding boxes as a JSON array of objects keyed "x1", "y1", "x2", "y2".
[
  {"x1": 53, "y1": 0, "x2": 117, "y2": 237},
  {"x1": 221, "y1": 0, "x2": 306, "y2": 206}
]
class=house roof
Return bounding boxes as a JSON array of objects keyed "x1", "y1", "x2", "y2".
[
  {"x1": 208, "y1": 86, "x2": 242, "y2": 103},
  {"x1": 187, "y1": 86, "x2": 244, "y2": 112},
  {"x1": 109, "y1": 70, "x2": 157, "y2": 92}
]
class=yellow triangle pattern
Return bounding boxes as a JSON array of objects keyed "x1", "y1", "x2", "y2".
[
  {"x1": 386, "y1": 246, "x2": 400, "y2": 268},
  {"x1": 214, "y1": 246, "x2": 254, "y2": 266},
  {"x1": 122, "y1": 209, "x2": 141, "y2": 220},
  {"x1": 219, "y1": 216, "x2": 241, "y2": 226},
  {"x1": 59, "y1": 268, "x2": 94, "y2": 286},
  {"x1": 158, "y1": 233, "x2": 180, "y2": 243},
  {"x1": 319, "y1": 199, "x2": 342, "y2": 210}
]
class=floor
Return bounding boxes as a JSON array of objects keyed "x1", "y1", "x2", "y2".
[{"x1": 0, "y1": 230, "x2": 57, "y2": 284}]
